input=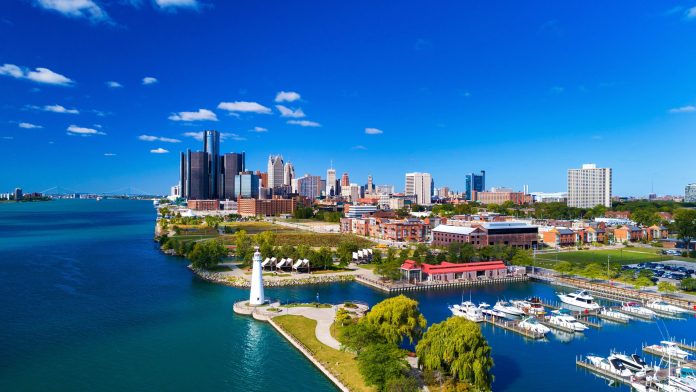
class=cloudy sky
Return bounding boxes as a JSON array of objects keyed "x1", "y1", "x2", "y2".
[{"x1": 1, "y1": 1, "x2": 696, "y2": 195}]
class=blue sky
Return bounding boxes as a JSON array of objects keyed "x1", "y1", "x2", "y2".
[{"x1": 1, "y1": 1, "x2": 696, "y2": 196}]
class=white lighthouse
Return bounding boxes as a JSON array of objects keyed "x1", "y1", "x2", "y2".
[{"x1": 249, "y1": 246, "x2": 265, "y2": 306}]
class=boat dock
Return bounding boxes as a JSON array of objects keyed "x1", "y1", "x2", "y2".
[
  {"x1": 355, "y1": 274, "x2": 528, "y2": 293},
  {"x1": 536, "y1": 318, "x2": 576, "y2": 333},
  {"x1": 675, "y1": 340, "x2": 696, "y2": 352},
  {"x1": 575, "y1": 357, "x2": 631, "y2": 385},
  {"x1": 615, "y1": 308, "x2": 654, "y2": 321},
  {"x1": 482, "y1": 316, "x2": 546, "y2": 340},
  {"x1": 574, "y1": 316, "x2": 602, "y2": 329},
  {"x1": 596, "y1": 312, "x2": 629, "y2": 324}
]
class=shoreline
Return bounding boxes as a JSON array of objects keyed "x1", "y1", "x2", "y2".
[{"x1": 189, "y1": 265, "x2": 357, "y2": 288}]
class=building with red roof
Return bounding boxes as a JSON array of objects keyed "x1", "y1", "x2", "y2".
[{"x1": 400, "y1": 259, "x2": 507, "y2": 283}]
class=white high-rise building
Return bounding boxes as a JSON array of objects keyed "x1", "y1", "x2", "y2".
[
  {"x1": 685, "y1": 183, "x2": 696, "y2": 203},
  {"x1": 405, "y1": 172, "x2": 433, "y2": 205},
  {"x1": 248, "y1": 247, "x2": 265, "y2": 306},
  {"x1": 283, "y1": 162, "x2": 295, "y2": 186},
  {"x1": 567, "y1": 163, "x2": 612, "y2": 208},
  {"x1": 326, "y1": 167, "x2": 337, "y2": 197},
  {"x1": 267, "y1": 155, "x2": 284, "y2": 189}
]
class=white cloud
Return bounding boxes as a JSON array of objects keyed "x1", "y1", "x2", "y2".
[
  {"x1": 104, "y1": 152, "x2": 117, "y2": 156},
  {"x1": 276, "y1": 105, "x2": 305, "y2": 118},
  {"x1": 687, "y1": 6, "x2": 696, "y2": 19},
  {"x1": 2, "y1": 136, "x2": 14, "y2": 140},
  {"x1": 183, "y1": 131, "x2": 204, "y2": 141},
  {"x1": 35, "y1": 0, "x2": 108, "y2": 22},
  {"x1": 221, "y1": 132, "x2": 246, "y2": 141},
  {"x1": 67, "y1": 124, "x2": 106, "y2": 136},
  {"x1": 150, "y1": 147, "x2": 169, "y2": 154},
  {"x1": 168, "y1": 108, "x2": 218, "y2": 121},
  {"x1": 365, "y1": 127, "x2": 383, "y2": 135},
  {"x1": 106, "y1": 81, "x2": 123, "y2": 88},
  {"x1": 154, "y1": 0, "x2": 199, "y2": 9},
  {"x1": 669, "y1": 105, "x2": 696, "y2": 113},
  {"x1": 287, "y1": 120, "x2": 320, "y2": 127},
  {"x1": 39, "y1": 104, "x2": 79, "y2": 114},
  {"x1": 0, "y1": 63, "x2": 74, "y2": 86},
  {"x1": 275, "y1": 91, "x2": 301, "y2": 103},
  {"x1": 142, "y1": 76, "x2": 158, "y2": 85},
  {"x1": 138, "y1": 134, "x2": 181, "y2": 142},
  {"x1": 19, "y1": 122, "x2": 43, "y2": 129},
  {"x1": 218, "y1": 101, "x2": 272, "y2": 114},
  {"x1": 352, "y1": 145, "x2": 367, "y2": 150},
  {"x1": 250, "y1": 126, "x2": 268, "y2": 133}
]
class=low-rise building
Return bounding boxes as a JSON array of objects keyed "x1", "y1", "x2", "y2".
[
  {"x1": 238, "y1": 197, "x2": 296, "y2": 217},
  {"x1": 543, "y1": 228, "x2": 577, "y2": 247},
  {"x1": 432, "y1": 222, "x2": 538, "y2": 249},
  {"x1": 472, "y1": 190, "x2": 531, "y2": 205},
  {"x1": 614, "y1": 225, "x2": 645, "y2": 242},
  {"x1": 400, "y1": 259, "x2": 507, "y2": 283},
  {"x1": 187, "y1": 199, "x2": 220, "y2": 210}
]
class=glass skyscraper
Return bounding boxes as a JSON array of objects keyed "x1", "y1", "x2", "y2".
[{"x1": 465, "y1": 170, "x2": 486, "y2": 201}]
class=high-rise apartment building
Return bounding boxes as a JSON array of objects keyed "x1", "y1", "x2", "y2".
[
  {"x1": 267, "y1": 155, "x2": 284, "y2": 189},
  {"x1": 326, "y1": 168, "x2": 337, "y2": 197},
  {"x1": 283, "y1": 162, "x2": 295, "y2": 186},
  {"x1": 465, "y1": 171, "x2": 485, "y2": 200},
  {"x1": 685, "y1": 183, "x2": 696, "y2": 203},
  {"x1": 405, "y1": 172, "x2": 433, "y2": 205},
  {"x1": 221, "y1": 152, "x2": 245, "y2": 200},
  {"x1": 297, "y1": 174, "x2": 322, "y2": 200},
  {"x1": 567, "y1": 163, "x2": 612, "y2": 208}
]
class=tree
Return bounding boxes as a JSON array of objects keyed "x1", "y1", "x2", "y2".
[
  {"x1": 234, "y1": 230, "x2": 253, "y2": 263},
  {"x1": 554, "y1": 261, "x2": 573, "y2": 274},
  {"x1": 361, "y1": 295, "x2": 427, "y2": 345},
  {"x1": 335, "y1": 308, "x2": 354, "y2": 327},
  {"x1": 188, "y1": 239, "x2": 228, "y2": 269},
  {"x1": 632, "y1": 208, "x2": 661, "y2": 227},
  {"x1": 384, "y1": 376, "x2": 420, "y2": 392},
  {"x1": 657, "y1": 281, "x2": 677, "y2": 293},
  {"x1": 357, "y1": 343, "x2": 409, "y2": 391},
  {"x1": 376, "y1": 259, "x2": 402, "y2": 281},
  {"x1": 317, "y1": 247, "x2": 333, "y2": 270},
  {"x1": 633, "y1": 276, "x2": 654, "y2": 288},
  {"x1": 680, "y1": 277, "x2": 696, "y2": 292},
  {"x1": 416, "y1": 317, "x2": 493, "y2": 391},
  {"x1": 510, "y1": 249, "x2": 532, "y2": 266},
  {"x1": 339, "y1": 322, "x2": 386, "y2": 354},
  {"x1": 673, "y1": 209, "x2": 696, "y2": 251}
]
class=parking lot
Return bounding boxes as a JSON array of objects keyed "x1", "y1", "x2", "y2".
[{"x1": 624, "y1": 259, "x2": 695, "y2": 284}]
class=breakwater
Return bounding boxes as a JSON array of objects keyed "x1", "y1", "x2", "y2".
[{"x1": 190, "y1": 266, "x2": 357, "y2": 288}]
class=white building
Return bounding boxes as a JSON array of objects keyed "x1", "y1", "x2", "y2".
[
  {"x1": 326, "y1": 168, "x2": 337, "y2": 197},
  {"x1": 341, "y1": 183, "x2": 361, "y2": 202},
  {"x1": 249, "y1": 247, "x2": 265, "y2": 305},
  {"x1": 567, "y1": 164, "x2": 612, "y2": 208},
  {"x1": 283, "y1": 162, "x2": 295, "y2": 186},
  {"x1": 685, "y1": 183, "x2": 696, "y2": 203},
  {"x1": 346, "y1": 204, "x2": 378, "y2": 218},
  {"x1": 375, "y1": 184, "x2": 395, "y2": 195},
  {"x1": 267, "y1": 155, "x2": 284, "y2": 189},
  {"x1": 405, "y1": 172, "x2": 433, "y2": 205}
]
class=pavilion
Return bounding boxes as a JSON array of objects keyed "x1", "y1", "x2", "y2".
[{"x1": 400, "y1": 259, "x2": 507, "y2": 283}]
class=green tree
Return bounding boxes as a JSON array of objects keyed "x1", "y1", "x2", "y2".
[
  {"x1": 188, "y1": 239, "x2": 228, "y2": 269},
  {"x1": 554, "y1": 261, "x2": 573, "y2": 274},
  {"x1": 234, "y1": 230, "x2": 253, "y2": 263},
  {"x1": 361, "y1": 295, "x2": 427, "y2": 345},
  {"x1": 384, "y1": 376, "x2": 420, "y2": 392},
  {"x1": 510, "y1": 249, "x2": 532, "y2": 266},
  {"x1": 673, "y1": 209, "x2": 696, "y2": 251},
  {"x1": 339, "y1": 322, "x2": 386, "y2": 354},
  {"x1": 657, "y1": 281, "x2": 677, "y2": 293},
  {"x1": 680, "y1": 277, "x2": 696, "y2": 292},
  {"x1": 376, "y1": 259, "x2": 402, "y2": 281},
  {"x1": 632, "y1": 208, "x2": 661, "y2": 227},
  {"x1": 357, "y1": 343, "x2": 409, "y2": 391},
  {"x1": 335, "y1": 308, "x2": 353, "y2": 327},
  {"x1": 633, "y1": 276, "x2": 654, "y2": 288},
  {"x1": 317, "y1": 247, "x2": 333, "y2": 270},
  {"x1": 416, "y1": 317, "x2": 493, "y2": 391}
]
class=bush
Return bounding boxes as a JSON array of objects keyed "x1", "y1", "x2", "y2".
[{"x1": 680, "y1": 277, "x2": 696, "y2": 292}]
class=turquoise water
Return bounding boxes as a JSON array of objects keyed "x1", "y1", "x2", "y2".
[{"x1": 0, "y1": 200, "x2": 694, "y2": 391}]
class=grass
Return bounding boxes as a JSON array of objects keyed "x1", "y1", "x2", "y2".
[
  {"x1": 220, "y1": 221, "x2": 298, "y2": 234},
  {"x1": 204, "y1": 265, "x2": 233, "y2": 272},
  {"x1": 533, "y1": 248, "x2": 683, "y2": 269},
  {"x1": 273, "y1": 315, "x2": 373, "y2": 392},
  {"x1": 274, "y1": 232, "x2": 375, "y2": 248},
  {"x1": 358, "y1": 263, "x2": 378, "y2": 271},
  {"x1": 310, "y1": 269, "x2": 352, "y2": 275}
]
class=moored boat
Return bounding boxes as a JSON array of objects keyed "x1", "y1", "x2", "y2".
[
  {"x1": 558, "y1": 290, "x2": 601, "y2": 310},
  {"x1": 493, "y1": 300, "x2": 525, "y2": 317},
  {"x1": 449, "y1": 301, "x2": 484, "y2": 322}
]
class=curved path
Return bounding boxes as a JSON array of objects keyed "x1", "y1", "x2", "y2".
[{"x1": 282, "y1": 306, "x2": 341, "y2": 349}]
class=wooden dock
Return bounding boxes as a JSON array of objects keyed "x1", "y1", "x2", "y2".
[
  {"x1": 576, "y1": 358, "x2": 630, "y2": 385},
  {"x1": 483, "y1": 316, "x2": 546, "y2": 340},
  {"x1": 355, "y1": 274, "x2": 529, "y2": 293},
  {"x1": 596, "y1": 312, "x2": 629, "y2": 324},
  {"x1": 536, "y1": 318, "x2": 575, "y2": 333},
  {"x1": 574, "y1": 316, "x2": 602, "y2": 329},
  {"x1": 615, "y1": 308, "x2": 654, "y2": 321},
  {"x1": 676, "y1": 341, "x2": 696, "y2": 352}
]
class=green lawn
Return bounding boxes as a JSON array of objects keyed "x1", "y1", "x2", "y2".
[
  {"x1": 533, "y1": 248, "x2": 686, "y2": 269},
  {"x1": 273, "y1": 315, "x2": 374, "y2": 392},
  {"x1": 220, "y1": 221, "x2": 298, "y2": 234},
  {"x1": 274, "y1": 232, "x2": 375, "y2": 248}
]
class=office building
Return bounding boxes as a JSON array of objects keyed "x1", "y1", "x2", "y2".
[
  {"x1": 366, "y1": 175, "x2": 374, "y2": 194},
  {"x1": 473, "y1": 190, "x2": 531, "y2": 205},
  {"x1": 235, "y1": 171, "x2": 260, "y2": 199},
  {"x1": 405, "y1": 172, "x2": 433, "y2": 205},
  {"x1": 375, "y1": 185, "x2": 395, "y2": 195},
  {"x1": 283, "y1": 162, "x2": 295, "y2": 186},
  {"x1": 222, "y1": 152, "x2": 245, "y2": 200},
  {"x1": 567, "y1": 163, "x2": 612, "y2": 208},
  {"x1": 203, "y1": 130, "x2": 220, "y2": 199},
  {"x1": 14, "y1": 188, "x2": 23, "y2": 201},
  {"x1": 465, "y1": 171, "x2": 485, "y2": 200},
  {"x1": 267, "y1": 155, "x2": 284, "y2": 189},
  {"x1": 188, "y1": 151, "x2": 209, "y2": 200},
  {"x1": 686, "y1": 184, "x2": 696, "y2": 203},
  {"x1": 345, "y1": 205, "x2": 378, "y2": 218},
  {"x1": 341, "y1": 172, "x2": 350, "y2": 187},
  {"x1": 179, "y1": 152, "x2": 187, "y2": 198},
  {"x1": 326, "y1": 167, "x2": 337, "y2": 197},
  {"x1": 296, "y1": 174, "x2": 322, "y2": 200}
]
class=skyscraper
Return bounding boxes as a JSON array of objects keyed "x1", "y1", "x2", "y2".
[
  {"x1": 686, "y1": 184, "x2": 696, "y2": 203},
  {"x1": 297, "y1": 174, "x2": 322, "y2": 200},
  {"x1": 326, "y1": 167, "x2": 337, "y2": 197},
  {"x1": 222, "y1": 152, "x2": 245, "y2": 199},
  {"x1": 465, "y1": 170, "x2": 485, "y2": 201},
  {"x1": 366, "y1": 175, "x2": 374, "y2": 195},
  {"x1": 204, "y1": 130, "x2": 220, "y2": 199},
  {"x1": 235, "y1": 171, "x2": 260, "y2": 199},
  {"x1": 283, "y1": 162, "x2": 295, "y2": 186},
  {"x1": 405, "y1": 172, "x2": 433, "y2": 205},
  {"x1": 179, "y1": 151, "x2": 188, "y2": 198},
  {"x1": 567, "y1": 163, "x2": 612, "y2": 208},
  {"x1": 267, "y1": 155, "x2": 284, "y2": 189},
  {"x1": 188, "y1": 151, "x2": 209, "y2": 200},
  {"x1": 341, "y1": 172, "x2": 350, "y2": 187}
]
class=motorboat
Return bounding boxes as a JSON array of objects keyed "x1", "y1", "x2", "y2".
[
  {"x1": 600, "y1": 307, "x2": 632, "y2": 321},
  {"x1": 449, "y1": 301, "x2": 484, "y2": 322},
  {"x1": 609, "y1": 353, "x2": 650, "y2": 374},
  {"x1": 517, "y1": 317, "x2": 550, "y2": 335},
  {"x1": 526, "y1": 296, "x2": 546, "y2": 315},
  {"x1": 586, "y1": 355, "x2": 633, "y2": 377},
  {"x1": 557, "y1": 290, "x2": 601, "y2": 310},
  {"x1": 511, "y1": 299, "x2": 545, "y2": 315},
  {"x1": 671, "y1": 368, "x2": 696, "y2": 391},
  {"x1": 645, "y1": 341, "x2": 691, "y2": 360},
  {"x1": 621, "y1": 302, "x2": 656, "y2": 318},
  {"x1": 646, "y1": 300, "x2": 685, "y2": 315},
  {"x1": 493, "y1": 300, "x2": 525, "y2": 317},
  {"x1": 547, "y1": 309, "x2": 588, "y2": 332},
  {"x1": 478, "y1": 302, "x2": 507, "y2": 318}
]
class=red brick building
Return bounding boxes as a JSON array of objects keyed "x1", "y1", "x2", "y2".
[
  {"x1": 238, "y1": 197, "x2": 296, "y2": 217},
  {"x1": 432, "y1": 222, "x2": 538, "y2": 249},
  {"x1": 187, "y1": 199, "x2": 220, "y2": 211},
  {"x1": 400, "y1": 259, "x2": 508, "y2": 283}
]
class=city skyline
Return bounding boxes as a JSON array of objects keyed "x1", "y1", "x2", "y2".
[{"x1": 2, "y1": 1, "x2": 696, "y2": 195}]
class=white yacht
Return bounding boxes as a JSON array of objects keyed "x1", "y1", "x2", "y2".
[
  {"x1": 557, "y1": 290, "x2": 601, "y2": 310},
  {"x1": 609, "y1": 353, "x2": 650, "y2": 374},
  {"x1": 478, "y1": 302, "x2": 507, "y2": 318},
  {"x1": 621, "y1": 302, "x2": 656, "y2": 318},
  {"x1": 493, "y1": 300, "x2": 525, "y2": 317},
  {"x1": 645, "y1": 341, "x2": 691, "y2": 360},
  {"x1": 586, "y1": 355, "x2": 633, "y2": 377},
  {"x1": 518, "y1": 317, "x2": 551, "y2": 335},
  {"x1": 646, "y1": 300, "x2": 686, "y2": 315},
  {"x1": 547, "y1": 309, "x2": 588, "y2": 332},
  {"x1": 511, "y1": 299, "x2": 545, "y2": 315},
  {"x1": 449, "y1": 301, "x2": 484, "y2": 322},
  {"x1": 600, "y1": 307, "x2": 632, "y2": 321}
]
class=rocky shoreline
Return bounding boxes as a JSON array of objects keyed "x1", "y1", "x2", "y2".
[{"x1": 189, "y1": 266, "x2": 357, "y2": 288}]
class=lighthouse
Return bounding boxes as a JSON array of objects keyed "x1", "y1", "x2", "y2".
[{"x1": 249, "y1": 246, "x2": 265, "y2": 306}]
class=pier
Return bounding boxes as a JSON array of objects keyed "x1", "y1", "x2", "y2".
[
  {"x1": 536, "y1": 318, "x2": 576, "y2": 333},
  {"x1": 615, "y1": 308, "x2": 654, "y2": 321},
  {"x1": 576, "y1": 357, "x2": 630, "y2": 385},
  {"x1": 482, "y1": 316, "x2": 546, "y2": 340},
  {"x1": 596, "y1": 312, "x2": 629, "y2": 324},
  {"x1": 356, "y1": 274, "x2": 529, "y2": 293}
]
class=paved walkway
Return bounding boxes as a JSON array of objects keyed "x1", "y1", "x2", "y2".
[{"x1": 283, "y1": 306, "x2": 341, "y2": 349}]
